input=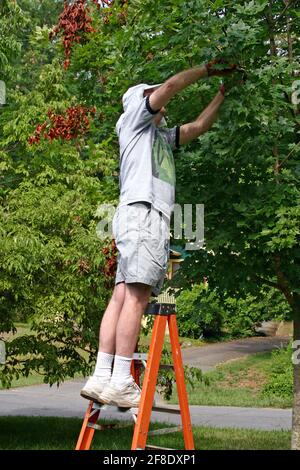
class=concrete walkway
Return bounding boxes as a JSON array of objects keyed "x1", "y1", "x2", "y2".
[{"x1": 0, "y1": 336, "x2": 291, "y2": 431}]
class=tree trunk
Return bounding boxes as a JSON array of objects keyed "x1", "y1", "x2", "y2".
[{"x1": 292, "y1": 317, "x2": 300, "y2": 449}]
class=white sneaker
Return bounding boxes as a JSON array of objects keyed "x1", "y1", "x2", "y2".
[
  {"x1": 80, "y1": 376, "x2": 110, "y2": 402},
  {"x1": 98, "y1": 378, "x2": 142, "y2": 408}
]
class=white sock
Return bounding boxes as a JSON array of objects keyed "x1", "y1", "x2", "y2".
[
  {"x1": 93, "y1": 351, "x2": 114, "y2": 381},
  {"x1": 110, "y1": 355, "x2": 132, "y2": 388}
]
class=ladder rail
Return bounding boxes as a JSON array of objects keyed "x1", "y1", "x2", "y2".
[
  {"x1": 131, "y1": 314, "x2": 167, "y2": 450},
  {"x1": 168, "y1": 314, "x2": 195, "y2": 450},
  {"x1": 75, "y1": 401, "x2": 100, "y2": 450}
]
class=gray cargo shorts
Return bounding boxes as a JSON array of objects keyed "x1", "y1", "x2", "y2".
[{"x1": 112, "y1": 202, "x2": 170, "y2": 296}]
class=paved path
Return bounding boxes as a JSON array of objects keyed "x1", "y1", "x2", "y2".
[
  {"x1": 182, "y1": 335, "x2": 289, "y2": 371},
  {"x1": 0, "y1": 336, "x2": 291, "y2": 431},
  {"x1": 0, "y1": 378, "x2": 291, "y2": 431}
]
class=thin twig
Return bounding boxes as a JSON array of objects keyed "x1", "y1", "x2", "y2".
[{"x1": 278, "y1": 141, "x2": 300, "y2": 168}]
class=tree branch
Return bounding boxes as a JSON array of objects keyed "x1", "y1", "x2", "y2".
[
  {"x1": 276, "y1": 0, "x2": 297, "y2": 22},
  {"x1": 254, "y1": 275, "x2": 279, "y2": 290},
  {"x1": 265, "y1": 1, "x2": 277, "y2": 57},
  {"x1": 274, "y1": 254, "x2": 295, "y2": 307},
  {"x1": 278, "y1": 140, "x2": 300, "y2": 168}
]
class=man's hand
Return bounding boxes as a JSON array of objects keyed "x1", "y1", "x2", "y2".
[
  {"x1": 205, "y1": 58, "x2": 238, "y2": 77},
  {"x1": 219, "y1": 68, "x2": 247, "y2": 96}
]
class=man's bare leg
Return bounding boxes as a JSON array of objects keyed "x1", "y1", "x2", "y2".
[
  {"x1": 80, "y1": 282, "x2": 126, "y2": 399},
  {"x1": 107, "y1": 283, "x2": 151, "y2": 390},
  {"x1": 115, "y1": 282, "x2": 152, "y2": 357},
  {"x1": 99, "y1": 281, "x2": 126, "y2": 354},
  {"x1": 95, "y1": 282, "x2": 153, "y2": 405}
]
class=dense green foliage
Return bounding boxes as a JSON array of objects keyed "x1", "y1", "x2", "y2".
[
  {"x1": 0, "y1": 0, "x2": 299, "y2": 400},
  {"x1": 176, "y1": 283, "x2": 291, "y2": 339},
  {"x1": 165, "y1": 0, "x2": 300, "y2": 321},
  {"x1": 176, "y1": 284, "x2": 224, "y2": 338},
  {"x1": 0, "y1": 1, "x2": 119, "y2": 385}
]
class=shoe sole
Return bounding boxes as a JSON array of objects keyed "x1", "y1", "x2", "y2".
[
  {"x1": 80, "y1": 390, "x2": 105, "y2": 404},
  {"x1": 110, "y1": 399, "x2": 140, "y2": 408}
]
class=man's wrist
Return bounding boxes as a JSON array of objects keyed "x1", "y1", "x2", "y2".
[
  {"x1": 204, "y1": 61, "x2": 212, "y2": 77},
  {"x1": 198, "y1": 64, "x2": 209, "y2": 78},
  {"x1": 219, "y1": 84, "x2": 226, "y2": 96}
]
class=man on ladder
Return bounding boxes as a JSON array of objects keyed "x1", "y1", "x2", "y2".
[{"x1": 80, "y1": 60, "x2": 238, "y2": 408}]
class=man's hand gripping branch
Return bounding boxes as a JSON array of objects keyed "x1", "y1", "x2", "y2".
[{"x1": 148, "y1": 58, "x2": 243, "y2": 145}]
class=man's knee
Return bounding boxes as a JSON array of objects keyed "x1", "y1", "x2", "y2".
[
  {"x1": 111, "y1": 282, "x2": 126, "y2": 305},
  {"x1": 126, "y1": 282, "x2": 151, "y2": 308}
]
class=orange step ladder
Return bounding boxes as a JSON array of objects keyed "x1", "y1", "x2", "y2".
[{"x1": 75, "y1": 302, "x2": 195, "y2": 451}]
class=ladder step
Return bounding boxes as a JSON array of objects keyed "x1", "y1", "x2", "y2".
[
  {"x1": 89, "y1": 403, "x2": 181, "y2": 416},
  {"x1": 89, "y1": 403, "x2": 136, "y2": 413},
  {"x1": 133, "y1": 352, "x2": 174, "y2": 371},
  {"x1": 133, "y1": 353, "x2": 148, "y2": 360},
  {"x1": 148, "y1": 426, "x2": 182, "y2": 436},
  {"x1": 145, "y1": 303, "x2": 175, "y2": 315},
  {"x1": 133, "y1": 357, "x2": 174, "y2": 371},
  {"x1": 87, "y1": 422, "x2": 132, "y2": 431},
  {"x1": 159, "y1": 364, "x2": 174, "y2": 370},
  {"x1": 152, "y1": 405, "x2": 181, "y2": 415},
  {"x1": 87, "y1": 422, "x2": 181, "y2": 436},
  {"x1": 145, "y1": 444, "x2": 175, "y2": 450}
]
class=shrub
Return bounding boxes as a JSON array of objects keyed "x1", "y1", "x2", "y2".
[
  {"x1": 176, "y1": 284, "x2": 225, "y2": 339},
  {"x1": 175, "y1": 284, "x2": 290, "y2": 340},
  {"x1": 261, "y1": 343, "x2": 293, "y2": 400},
  {"x1": 223, "y1": 289, "x2": 291, "y2": 338}
]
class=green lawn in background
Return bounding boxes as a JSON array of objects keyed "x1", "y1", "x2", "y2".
[
  {"x1": 170, "y1": 351, "x2": 292, "y2": 408},
  {"x1": 0, "y1": 416, "x2": 291, "y2": 450}
]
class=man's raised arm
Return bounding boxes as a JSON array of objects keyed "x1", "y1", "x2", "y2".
[
  {"x1": 149, "y1": 59, "x2": 237, "y2": 112},
  {"x1": 149, "y1": 65, "x2": 208, "y2": 112},
  {"x1": 179, "y1": 87, "x2": 225, "y2": 145}
]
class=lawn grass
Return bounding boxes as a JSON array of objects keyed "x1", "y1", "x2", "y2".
[
  {"x1": 2, "y1": 372, "x2": 46, "y2": 388},
  {"x1": 0, "y1": 416, "x2": 291, "y2": 450},
  {"x1": 169, "y1": 351, "x2": 292, "y2": 408}
]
